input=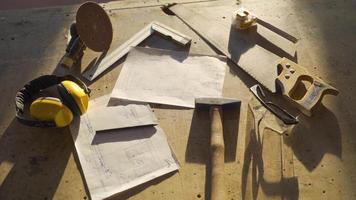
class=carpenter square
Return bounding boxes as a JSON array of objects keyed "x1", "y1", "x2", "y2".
[
  {"x1": 195, "y1": 97, "x2": 241, "y2": 200},
  {"x1": 83, "y1": 21, "x2": 191, "y2": 81}
]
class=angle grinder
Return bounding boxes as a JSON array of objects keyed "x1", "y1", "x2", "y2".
[{"x1": 60, "y1": 2, "x2": 113, "y2": 68}]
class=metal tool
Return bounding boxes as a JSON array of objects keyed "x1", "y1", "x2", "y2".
[
  {"x1": 195, "y1": 97, "x2": 241, "y2": 200},
  {"x1": 59, "y1": 23, "x2": 86, "y2": 68},
  {"x1": 276, "y1": 58, "x2": 339, "y2": 116},
  {"x1": 250, "y1": 85, "x2": 298, "y2": 124},
  {"x1": 83, "y1": 21, "x2": 192, "y2": 81},
  {"x1": 60, "y1": 2, "x2": 113, "y2": 68},
  {"x1": 232, "y1": 8, "x2": 257, "y2": 30},
  {"x1": 169, "y1": 3, "x2": 337, "y2": 116},
  {"x1": 76, "y1": 2, "x2": 113, "y2": 52},
  {"x1": 169, "y1": 3, "x2": 297, "y2": 93}
]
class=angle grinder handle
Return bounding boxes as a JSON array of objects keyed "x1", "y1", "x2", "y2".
[
  {"x1": 60, "y1": 23, "x2": 86, "y2": 68},
  {"x1": 210, "y1": 106, "x2": 226, "y2": 200}
]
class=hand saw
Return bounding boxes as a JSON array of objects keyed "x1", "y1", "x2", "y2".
[
  {"x1": 169, "y1": 3, "x2": 338, "y2": 116},
  {"x1": 169, "y1": 3, "x2": 297, "y2": 93}
]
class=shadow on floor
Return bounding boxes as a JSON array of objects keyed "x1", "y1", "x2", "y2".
[
  {"x1": 0, "y1": 4, "x2": 84, "y2": 199},
  {"x1": 286, "y1": 104, "x2": 341, "y2": 171},
  {"x1": 0, "y1": 119, "x2": 73, "y2": 199},
  {"x1": 186, "y1": 105, "x2": 241, "y2": 199},
  {"x1": 241, "y1": 99, "x2": 299, "y2": 200}
]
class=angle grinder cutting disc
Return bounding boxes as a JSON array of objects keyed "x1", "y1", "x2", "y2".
[{"x1": 76, "y1": 2, "x2": 113, "y2": 52}]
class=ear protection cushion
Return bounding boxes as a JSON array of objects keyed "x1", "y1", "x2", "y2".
[
  {"x1": 30, "y1": 97, "x2": 73, "y2": 127},
  {"x1": 15, "y1": 75, "x2": 63, "y2": 114},
  {"x1": 15, "y1": 74, "x2": 89, "y2": 127},
  {"x1": 57, "y1": 83, "x2": 82, "y2": 116}
]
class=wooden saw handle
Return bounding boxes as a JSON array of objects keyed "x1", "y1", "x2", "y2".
[
  {"x1": 210, "y1": 106, "x2": 226, "y2": 200},
  {"x1": 276, "y1": 58, "x2": 339, "y2": 116}
]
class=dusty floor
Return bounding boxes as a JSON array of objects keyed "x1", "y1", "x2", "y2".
[
  {"x1": 0, "y1": 0, "x2": 113, "y2": 10},
  {"x1": 0, "y1": 0, "x2": 356, "y2": 199}
]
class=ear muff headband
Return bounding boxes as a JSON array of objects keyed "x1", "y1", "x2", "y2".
[
  {"x1": 57, "y1": 83, "x2": 82, "y2": 116},
  {"x1": 62, "y1": 75, "x2": 91, "y2": 95},
  {"x1": 15, "y1": 75, "x2": 90, "y2": 127}
]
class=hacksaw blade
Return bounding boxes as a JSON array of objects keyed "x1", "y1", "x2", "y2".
[{"x1": 169, "y1": 3, "x2": 297, "y2": 93}]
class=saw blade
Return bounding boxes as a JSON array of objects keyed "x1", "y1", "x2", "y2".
[{"x1": 169, "y1": 3, "x2": 296, "y2": 93}]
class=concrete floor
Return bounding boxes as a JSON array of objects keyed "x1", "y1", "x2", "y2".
[
  {"x1": 0, "y1": 0, "x2": 113, "y2": 10},
  {"x1": 0, "y1": 0, "x2": 355, "y2": 199}
]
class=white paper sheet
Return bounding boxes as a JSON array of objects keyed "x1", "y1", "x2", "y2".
[
  {"x1": 87, "y1": 104, "x2": 158, "y2": 132},
  {"x1": 110, "y1": 47, "x2": 226, "y2": 108},
  {"x1": 69, "y1": 98, "x2": 178, "y2": 200}
]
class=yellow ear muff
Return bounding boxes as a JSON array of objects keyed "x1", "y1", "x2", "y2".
[
  {"x1": 61, "y1": 80, "x2": 89, "y2": 114},
  {"x1": 30, "y1": 97, "x2": 73, "y2": 127}
]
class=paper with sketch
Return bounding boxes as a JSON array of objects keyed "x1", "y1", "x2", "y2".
[
  {"x1": 110, "y1": 47, "x2": 227, "y2": 108},
  {"x1": 87, "y1": 104, "x2": 158, "y2": 132},
  {"x1": 69, "y1": 113, "x2": 178, "y2": 200}
]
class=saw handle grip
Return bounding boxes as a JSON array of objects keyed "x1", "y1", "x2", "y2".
[
  {"x1": 276, "y1": 58, "x2": 339, "y2": 116},
  {"x1": 210, "y1": 106, "x2": 226, "y2": 200}
]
